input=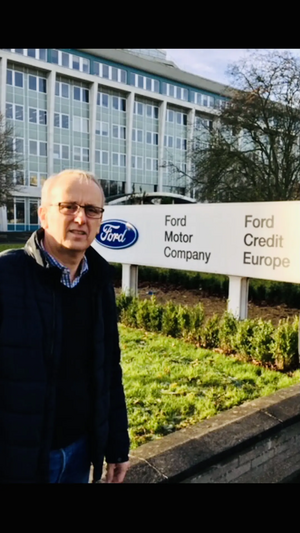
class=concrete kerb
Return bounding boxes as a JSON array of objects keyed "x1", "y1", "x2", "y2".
[{"x1": 123, "y1": 383, "x2": 300, "y2": 483}]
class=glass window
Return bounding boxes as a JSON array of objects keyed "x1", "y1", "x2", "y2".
[
  {"x1": 120, "y1": 98, "x2": 126, "y2": 112},
  {"x1": 15, "y1": 71, "x2": 23, "y2": 88},
  {"x1": 112, "y1": 125, "x2": 118, "y2": 138},
  {"x1": 39, "y1": 49, "x2": 47, "y2": 61},
  {"x1": 30, "y1": 172, "x2": 38, "y2": 185},
  {"x1": 29, "y1": 140, "x2": 37, "y2": 155},
  {"x1": 153, "y1": 133, "x2": 158, "y2": 145},
  {"x1": 82, "y1": 58, "x2": 89, "y2": 73},
  {"x1": 6, "y1": 103, "x2": 13, "y2": 119},
  {"x1": 62, "y1": 52, "x2": 70, "y2": 68},
  {"x1": 73, "y1": 87, "x2": 81, "y2": 101},
  {"x1": 72, "y1": 55, "x2": 80, "y2": 70},
  {"x1": 15, "y1": 49, "x2": 24, "y2": 55},
  {"x1": 154, "y1": 80, "x2": 159, "y2": 93},
  {"x1": 154, "y1": 107, "x2": 158, "y2": 119},
  {"x1": 183, "y1": 88, "x2": 188, "y2": 101},
  {"x1": 120, "y1": 126, "x2": 126, "y2": 139},
  {"x1": 168, "y1": 110, "x2": 173, "y2": 122},
  {"x1": 102, "y1": 64, "x2": 109, "y2": 78},
  {"x1": 52, "y1": 49, "x2": 59, "y2": 64},
  {"x1": 15, "y1": 139, "x2": 23, "y2": 153},
  {"x1": 62, "y1": 83, "x2": 69, "y2": 98},
  {"x1": 146, "y1": 78, "x2": 152, "y2": 91},
  {"x1": 95, "y1": 150, "x2": 100, "y2": 164},
  {"x1": 55, "y1": 82, "x2": 59, "y2": 96},
  {"x1": 146, "y1": 132, "x2": 151, "y2": 144},
  {"x1": 102, "y1": 93, "x2": 108, "y2": 107},
  {"x1": 138, "y1": 75, "x2": 144, "y2": 89},
  {"x1": 6, "y1": 69, "x2": 12, "y2": 85},
  {"x1": 62, "y1": 145, "x2": 69, "y2": 159},
  {"x1": 137, "y1": 130, "x2": 143, "y2": 142},
  {"x1": 102, "y1": 151, "x2": 108, "y2": 165},
  {"x1": 176, "y1": 112, "x2": 181, "y2": 125},
  {"x1": 30, "y1": 201, "x2": 38, "y2": 224},
  {"x1": 112, "y1": 153, "x2": 118, "y2": 166},
  {"x1": 82, "y1": 148, "x2": 89, "y2": 162},
  {"x1": 120, "y1": 154, "x2": 126, "y2": 167},
  {"x1": 39, "y1": 78, "x2": 47, "y2": 93},
  {"x1": 112, "y1": 97, "x2": 118, "y2": 110},
  {"x1": 82, "y1": 118, "x2": 89, "y2": 133},
  {"x1": 183, "y1": 114, "x2": 187, "y2": 126},
  {"x1": 29, "y1": 108, "x2": 37, "y2": 123},
  {"x1": 162, "y1": 82, "x2": 167, "y2": 95},
  {"x1": 54, "y1": 113, "x2": 60, "y2": 127},
  {"x1": 82, "y1": 89, "x2": 89, "y2": 103},
  {"x1": 16, "y1": 200, "x2": 25, "y2": 223},
  {"x1": 137, "y1": 156, "x2": 143, "y2": 169},
  {"x1": 39, "y1": 110, "x2": 47, "y2": 125},
  {"x1": 112, "y1": 67, "x2": 118, "y2": 81},
  {"x1": 40, "y1": 142, "x2": 47, "y2": 156},
  {"x1": 120, "y1": 70, "x2": 126, "y2": 84},
  {"x1": 74, "y1": 146, "x2": 81, "y2": 161},
  {"x1": 94, "y1": 62, "x2": 100, "y2": 76},
  {"x1": 169, "y1": 85, "x2": 174, "y2": 98},
  {"x1": 168, "y1": 136, "x2": 173, "y2": 148},
  {"x1": 29, "y1": 75, "x2": 37, "y2": 91},
  {"x1": 146, "y1": 158, "x2": 151, "y2": 170},
  {"x1": 53, "y1": 144, "x2": 60, "y2": 159},
  {"x1": 62, "y1": 114, "x2": 69, "y2": 129},
  {"x1": 27, "y1": 49, "x2": 36, "y2": 58},
  {"x1": 176, "y1": 137, "x2": 181, "y2": 149}
]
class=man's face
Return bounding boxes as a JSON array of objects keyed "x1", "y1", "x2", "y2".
[{"x1": 39, "y1": 176, "x2": 103, "y2": 254}]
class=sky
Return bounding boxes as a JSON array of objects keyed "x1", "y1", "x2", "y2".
[{"x1": 164, "y1": 49, "x2": 300, "y2": 85}]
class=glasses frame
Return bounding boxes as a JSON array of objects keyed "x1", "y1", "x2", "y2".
[{"x1": 49, "y1": 202, "x2": 105, "y2": 219}]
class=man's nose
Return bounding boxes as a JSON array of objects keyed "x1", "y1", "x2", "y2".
[{"x1": 74, "y1": 206, "x2": 87, "y2": 224}]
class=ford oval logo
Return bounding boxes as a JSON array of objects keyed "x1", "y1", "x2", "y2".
[{"x1": 96, "y1": 219, "x2": 139, "y2": 249}]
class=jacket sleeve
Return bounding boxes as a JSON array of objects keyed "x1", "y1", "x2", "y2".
[{"x1": 103, "y1": 284, "x2": 130, "y2": 464}]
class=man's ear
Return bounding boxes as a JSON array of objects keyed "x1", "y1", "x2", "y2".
[{"x1": 38, "y1": 205, "x2": 48, "y2": 229}]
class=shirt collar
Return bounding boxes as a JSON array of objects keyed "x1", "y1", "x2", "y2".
[{"x1": 39, "y1": 239, "x2": 89, "y2": 288}]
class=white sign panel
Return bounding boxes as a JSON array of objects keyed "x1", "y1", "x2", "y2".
[{"x1": 92, "y1": 202, "x2": 300, "y2": 283}]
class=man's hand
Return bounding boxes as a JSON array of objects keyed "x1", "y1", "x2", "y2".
[{"x1": 105, "y1": 461, "x2": 130, "y2": 483}]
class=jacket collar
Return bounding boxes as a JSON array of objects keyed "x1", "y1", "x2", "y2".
[{"x1": 24, "y1": 228, "x2": 114, "y2": 288}]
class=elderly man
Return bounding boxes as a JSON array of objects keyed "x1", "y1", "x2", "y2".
[{"x1": 0, "y1": 169, "x2": 130, "y2": 483}]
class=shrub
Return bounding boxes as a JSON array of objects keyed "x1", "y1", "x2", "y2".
[
  {"x1": 272, "y1": 316, "x2": 299, "y2": 371},
  {"x1": 188, "y1": 303, "x2": 205, "y2": 343},
  {"x1": 219, "y1": 312, "x2": 238, "y2": 354},
  {"x1": 120, "y1": 297, "x2": 139, "y2": 328},
  {"x1": 249, "y1": 319, "x2": 275, "y2": 365},
  {"x1": 201, "y1": 314, "x2": 220, "y2": 349},
  {"x1": 161, "y1": 301, "x2": 181, "y2": 337},
  {"x1": 233, "y1": 319, "x2": 257, "y2": 360}
]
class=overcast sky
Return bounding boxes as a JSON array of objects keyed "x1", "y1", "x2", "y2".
[{"x1": 164, "y1": 49, "x2": 300, "y2": 85}]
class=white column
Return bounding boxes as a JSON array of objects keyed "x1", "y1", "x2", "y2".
[
  {"x1": 187, "y1": 108, "x2": 195, "y2": 194},
  {"x1": 0, "y1": 55, "x2": 7, "y2": 114},
  {"x1": 0, "y1": 206, "x2": 7, "y2": 231},
  {"x1": 122, "y1": 264, "x2": 138, "y2": 296},
  {"x1": 158, "y1": 100, "x2": 167, "y2": 192},
  {"x1": 126, "y1": 91, "x2": 134, "y2": 194},
  {"x1": 89, "y1": 81, "x2": 97, "y2": 175},
  {"x1": 47, "y1": 70, "x2": 55, "y2": 177},
  {"x1": 227, "y1": 276, "x2": 249, "y2": 320}
]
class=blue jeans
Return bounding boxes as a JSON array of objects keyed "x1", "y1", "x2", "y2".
[{"x1": 49, "y1": 436, "x2": 91, "y2": 483}]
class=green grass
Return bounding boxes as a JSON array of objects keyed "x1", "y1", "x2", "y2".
[
  {"x1": 120, "y1": 324, "x2": 300, "y2": 449},
  {"x1": 0, "y1": 243, "x2": 24, "y2": 253}
]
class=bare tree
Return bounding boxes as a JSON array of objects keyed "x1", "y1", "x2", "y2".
[
  {"x1": 0, "y1": 112, "x2": 23, "y2": 207},
  {"x1": 187, "y1": 50, "x2": 300, "y2": 202}
]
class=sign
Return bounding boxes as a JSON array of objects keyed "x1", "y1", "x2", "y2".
[{"x1": 92, "y1": 202, "x2": 300, "y2": 283}]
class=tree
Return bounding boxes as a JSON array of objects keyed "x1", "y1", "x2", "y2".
[
  {"x1": 0, "y1": 112, "x2": 23, "y2": 207},
  {"x1": 189, "y1": 50, "x2": 300, "y2": 202}
]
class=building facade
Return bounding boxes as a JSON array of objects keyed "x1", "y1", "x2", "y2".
[{"x1": 0, "y1": 48, "x2": 228, "y2": 232}]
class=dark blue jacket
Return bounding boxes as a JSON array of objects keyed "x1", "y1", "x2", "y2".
[{"x1": 0, "y1": 229, "x2": 129, "y2": 483}]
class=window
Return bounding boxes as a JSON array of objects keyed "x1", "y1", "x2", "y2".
[
  {"x1": 176, "y1": 137, "x2": 187, "y2": 150},
  {"x1": 95, "y1": 150, "x2": 109, "y2": 165},
  {"x1": 6, "y1": 69, "x2": 23, "y2": 88},
  {"x1": 134, "y1": 101, "x2": 143, "y2": 115},
  {"x1": 167, "y1": 110, "x2": 174, "y2": 123},
  {"x1": 73, "y1": 116, "x2": 89, "y2": 133},
  {"x1": 112, "y1": 125, "x2": 126, "y2": 139},
  {"x1": 73, "y1": 146, "x2": 89, "y2": 162},
  {"x1": 29, "y1": 140, "x2": 47, "y2": 157},
  {"x1": 146, "y1": 131, "x2": 158, "y2": 145},
  {"x1": 54, "y1": 113, "x2": 69, "y2": 129},
  {"x1": 29, "y1": 171, "x2": 47, "y2": 187},
  {"x1": 4, "y1": 48, "x2": 47, "y2": 61},
  {"x1": 55, "y1": 81, "x2": 70, "y2": 98},
  {"x1": 131, "y1": 156, "x2": 143, "y2": 169},
  {"x1": 6, "y1": 103, "x2": 24, "y2": 121},
  {"x1": 176, "y1": 112, "x2": 187, "y2": 126},
  {"x1": 112, "y1": 96, "x2": 126, "y2": 112},
  {"x1": 53, "y1": 144, "x2": 69, "y2": 160},
  {"x1": 28, "y1": 74, "x2": 47, "y2": 93},
  {"x1": 146, "y1": 158, "x2": 158, "y2": 171},
  {"x1": 164, "y1": 135, "x2": 174, "y2": 148},
  {"x1": 162, "y1": 82, "x2": 188, "y2": 101},
  {"x1": 133, "y1": 74, "x2": 160, "y2": 93},
  {"x1": 14, "y1": 138, "x2": 24, "y2": 154},
  {"x1": 94, "y1": 62, "x2": 127, "y2": 84},
  {"x1": 51, "y1": 49, "x2": 90, "y2": 73},
  {"x1": 112, "y1": 152, "x2": 126, "y2": 167},
  {"x1": 97, "y1": 91, "x2": 109, "y2": 107},
  {"x1": 132, "y1": 128, "x2": 143, "y2": 142},
  {"x1": 29, "y1": 107, "x2": 47, "y2": 125},
  {"x1": 73, "y1": 86, "x2": 89, "y2": 103},
  {"x1": 95, "y1": 121, "x2": 109, "y2": 136}
]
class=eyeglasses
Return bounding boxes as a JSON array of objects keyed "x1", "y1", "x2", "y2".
[{"x1": 49, "y1": 202, "x2": 105, "y2": 219}]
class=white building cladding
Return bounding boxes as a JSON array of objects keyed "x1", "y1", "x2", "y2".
[{"x1": 0, "y1": 48, "x2": 228, "y2": 232}]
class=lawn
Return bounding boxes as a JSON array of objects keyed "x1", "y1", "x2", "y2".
[{"x1": 120, "y1": 324, "x2": 300, "y2": 449}]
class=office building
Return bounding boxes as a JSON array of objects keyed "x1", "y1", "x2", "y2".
[{"x1": 0, "y1": 48, "x2": 228, "y2": 232}]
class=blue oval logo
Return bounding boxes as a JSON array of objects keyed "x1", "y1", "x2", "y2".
[{"x1": 96, "y1": 219, "x2": 139, "y2": 249}]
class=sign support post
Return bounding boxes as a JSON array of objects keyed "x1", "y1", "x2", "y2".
[{"x1": 228, "y1": 276, "x2": 249, "y2": 320}]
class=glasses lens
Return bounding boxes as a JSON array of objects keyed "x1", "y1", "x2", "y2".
[
  {"x1": 59, "y1": 203, "x2": 78, "y2": 215},
  {"x1": 85, "y1": 206, "x2": 104, "y2": 218}
]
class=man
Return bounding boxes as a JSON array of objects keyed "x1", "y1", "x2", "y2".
[{"x1": 0, "y1": 169, "x2": 130, "y2": 483}]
